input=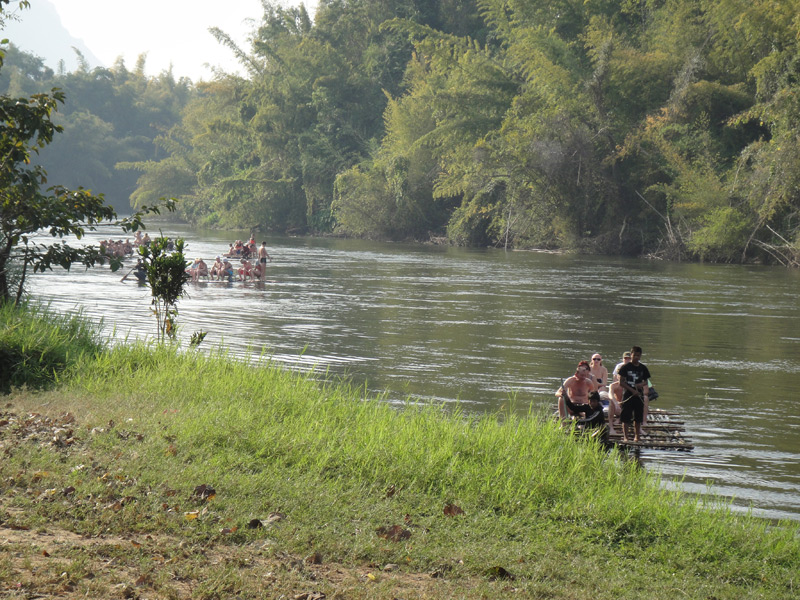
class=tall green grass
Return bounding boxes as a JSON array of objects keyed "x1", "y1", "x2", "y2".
[
  {"x1": 4, "y1": 312, "x2": 799, "y2": 597},
  {"x1": 62, "y1": 345, "x2": 798, "y2": 588},
  {"x1": 0, "y1": 302, "x2": 104, "y2": 394}
]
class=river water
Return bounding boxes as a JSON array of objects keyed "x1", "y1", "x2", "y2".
[{"x1": 27, "y1": 223, "x2": 800, "y2": 522}]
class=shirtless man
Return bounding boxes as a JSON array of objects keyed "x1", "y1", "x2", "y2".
[
  {"x1": 194, "y1": 258, "x2": 209, "y2": 281},
  {"x1": 221, "y1": 258, "x2": 234, "y2": 281},
  {"x1": 607, "y1": 379, "x2": 623, "y2": 436},
  {"x1": 238, "y1": 258, "x2": 254, "y2": 281},
  {"x1": 257, "y1": 242, "x2": 272, "y2": 271},
  {"x1": 209, "y1": 256, "x2": 224, "y2": 280},
  {"x1": 253, "y1": 261, "x2": 264, "y2": 280},
  {"x1": 557, "y1": 360, "x2": 598, "y2": 420}
]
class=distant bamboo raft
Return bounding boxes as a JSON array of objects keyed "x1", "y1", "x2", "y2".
[{"x1": 608, "y1": 408, "x2": 694, "y2": 451}]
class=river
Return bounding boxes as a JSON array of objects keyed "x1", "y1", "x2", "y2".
[{"x1": 27, "y1": 223, "x2": 800, "y2": 522}]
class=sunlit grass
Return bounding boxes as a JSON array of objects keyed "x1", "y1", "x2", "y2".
[
  {"x1": 2, "y1": 304, "x2": 799, "y2": 598},
  {"x1": 0, "y1": 301, "x2": 105, "y2": 393}
]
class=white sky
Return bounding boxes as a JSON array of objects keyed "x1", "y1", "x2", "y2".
[
  {"x1": 51, "y1": 0, "x2": 266, "y2": 80},
  {"x1": 7, "y1": 0, "x2": 308, "y2": 81}
]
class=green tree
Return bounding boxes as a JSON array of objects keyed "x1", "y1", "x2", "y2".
[
  {"x1": 137, "y1": 236, "x2": 190, "y2": 341},
  {"x1": 1, "y1": 2, "x2": 169, "y2": 304}
]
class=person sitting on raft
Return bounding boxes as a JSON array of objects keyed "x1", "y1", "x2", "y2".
[
  {"x1": 209, "y1": 256, "x2": 224, "y2": 280},
  {"x1": 194, "y1": 258, "x2": 208, "y2": 282},
  {"x1": 221, "y1": 258, "x2": 234, "y2": 281},
  {"x1": 563, "y1": 391, "x2": 607, "y2": 438},
  {"x1": 612, "y1": 351, "x2": 632, "y2": 382},
  {"x1": 557, "y1": 360, "x2": 597, "y2": 420},
  {"x1": 606, "y1": 379, "x2": 623, "y2": 436},
  {"x1": 121, "y1": 259, "x2": 147, "y2": 283},
  {"x1": 185, "y1": 258, "x2": 200, "y2": 281},
  {"x1": 590, "y1": 353, "x2": 609, "y2": 394},
  {"x1": 238, "y1": 258, "x2": 254, "y2": 280}
]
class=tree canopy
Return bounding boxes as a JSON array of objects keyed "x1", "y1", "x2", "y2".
[
  {"x1": 1, "y1": 1, "x2": 170, "y2": 304},
  {"x1": 0, "y1": 25, "x2": 193, "y2": 213},
  {"x1": 6, "y1": 0, "x2": 800, "y2": 264}
]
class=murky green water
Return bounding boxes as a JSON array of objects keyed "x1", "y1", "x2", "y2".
[{"x1": 29, "y1": 223, "x2": 800, "y2": 521}]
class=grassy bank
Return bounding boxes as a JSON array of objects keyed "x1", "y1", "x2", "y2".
[
  {"x1": 0, "y1": 301, "x2": 104, "y2": 394},
  {"x1": 1, "y1": 306, "x2": 798, "y2": 598}
]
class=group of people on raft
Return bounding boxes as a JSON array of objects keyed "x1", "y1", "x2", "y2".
[
  {"x1": 225, "y1": 238, "x2": 259, "y2": 259},
  {"x1": 103, "y1": 232, "x2": 179, "y2": 258},
  {"x1": 556, "y1": 346, "x2": 653, "y2": 443},
  {"x1": 123, "y1": 237, "x2": 273, "y2": 284},
  {"x1": 185, "y1": 239, "x2": 273, "y2": 282}
]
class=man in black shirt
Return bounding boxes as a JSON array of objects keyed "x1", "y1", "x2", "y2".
[{"x1": 617, "y1": 346, "x2": 651, "y2": 442}]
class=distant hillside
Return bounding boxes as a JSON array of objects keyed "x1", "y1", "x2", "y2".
[{"x1": 1, "y1": 0, "x2": 102, "y2": 72}]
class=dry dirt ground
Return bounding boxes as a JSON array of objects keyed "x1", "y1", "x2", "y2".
[
  {"x1": 0, "y1": 408, "x2": 497, "y2": 599},
  {"x1": 1, "y1": 520, "x2": 469, "y2": 599}
]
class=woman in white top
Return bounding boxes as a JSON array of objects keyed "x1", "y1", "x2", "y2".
[{"x1": 590, "y1": 353, "x2": 619, "y2": 434}]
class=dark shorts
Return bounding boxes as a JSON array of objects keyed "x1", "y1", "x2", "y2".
[
  {"x1": 260, "y1": 257, "x2": 267, "y2": 264},
  {"x1": 620, "y1": 396, "x2": 644, "y2": 424}
]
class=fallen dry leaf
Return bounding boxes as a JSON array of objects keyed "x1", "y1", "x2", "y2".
[
  {"x1": 376, "y1": 525, "x2": 411, "y2": 542},
  {"x1": 192, "y1": 483, "x2": 216, "y2": 501},
  {"x1": 443, "y1": 503, "x2": 465, "y2": 516},
  {"x1": 485, "y1": 565, "x2": 514, "y2": 581}
]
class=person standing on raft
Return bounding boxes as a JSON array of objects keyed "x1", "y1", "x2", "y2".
[{"x1": 617, "y1": 346, "x2": 651, "y2": 443}]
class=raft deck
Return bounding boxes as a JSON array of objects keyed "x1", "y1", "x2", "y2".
[{"x1": 608, "y1": 408, "x2": 694, "y2": 451}]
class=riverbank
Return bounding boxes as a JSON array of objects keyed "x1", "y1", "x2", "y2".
[{"x1": 1, "y1": 306, "x2": 799, "y2": 599}]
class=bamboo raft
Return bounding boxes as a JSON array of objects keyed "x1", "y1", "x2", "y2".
[
  {"x1": 557, "y1": 407, "x2": 694, "y2": 451},
  {"x1": 607, "y1": 408, "x2": 694, "y2": 451}
]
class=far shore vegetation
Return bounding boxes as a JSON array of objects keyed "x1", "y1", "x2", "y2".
[
  {"x1": 3, "y1": 1, "x2": 800, "y2": 265},
  {"x1": 1, "y1": 302, "x2": 798, "y2": 599}
]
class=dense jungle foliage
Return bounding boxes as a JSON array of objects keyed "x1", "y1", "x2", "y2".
[
  {"x1": 0, "y1": 40, "x2": 192, "y2": 213},
  {"x1": 4, "y1": 0, "x2": 800, "y2": 264}
]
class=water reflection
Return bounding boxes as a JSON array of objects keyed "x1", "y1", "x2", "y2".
[{"x1": 27, "y1": 223, "x2": 800, "y2": 521}]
